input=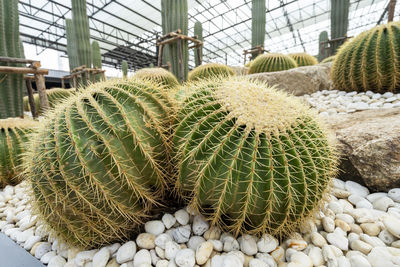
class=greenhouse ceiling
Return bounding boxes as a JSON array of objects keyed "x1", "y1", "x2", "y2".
[{"x1": 19, "y1": 0, "x2": 400, "y2": 68}]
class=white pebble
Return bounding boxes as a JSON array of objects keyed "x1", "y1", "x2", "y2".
[
  {"x1": 350, "y1": 240, "x2": 372, "y2": 254},
  {"x1": 34, "y1": 242, "x2": 51, "y2": 259},
  {"x1": 383, "y1": 215, "x2": 400, "y2": 238},
  {"x1": 345, "y1": 181, "x2": 369, "y2": 197},
  {"x1": 173, "y1": 225, "x2": 191, "y2": 243},
  {"x1": 24, "y1": 235, "x2": 41, "y2": 250},
  {"x1": 92, "y1": 247, "x2": 110, "y2": 267},
  {"x1": 290, "y1": 251, "x2": 312, "y2": 267},
  {"x1": 249, "y1": 258, "x2": 269, "y2": 267},
  {"x1": 223, "y1": 236, "x2": 240, "y2": 252},
  {"x1": 175, "y1": 209, "x2": 190, "y2": 225},
  {"x1": 378, "y1": 229, "x2": 396, "y2": 245},
  {"x1": 155, "y1": 233, "x2": 173, "y2": 249},
  {"x1": 134, "y1": 249, "x2": 152, "y2": 267},
  {"x1": 366, "y1": 193, "x2": 387, "y2": 203},
  {"x1": 187, "y1": 236, "x2": 205, "y2": 250},
  {"x1": 47, "y1": 255, "x2": 67, "y2": 267},
  {"x1": 239, "y1": 234, "x2": 258, "y2": 256},
  {"x1": 196, "y1": 241, "x2": 213, "y2": 265},
  {"x1": 192, "y1": 215, "x2": 209, "y2": 236},
  {"x1": 308, "y1": 246, "x2": 324, "y2": 266},
  {"x1": 165, "y1": 241, "x2": 180, "y2": 260},
  {"x1": 327, "y1": 232, "x2": 348, "y2": 251},
  {"x1": 175, "y1": 248, "x2": 195, "y2": 267},
  {"x1": 145, "y1": 221, "x2": 165, "y2": 236},
  {"x1": 257, "y1": 233, "x2": 278, "y2": 253},
  {"x1": 373, "y1": 197, "x2": 394, "y2": 211},
  {"x1": 388, "y1": 188, "x2": 400, "y2": 202},
  {"x1": 349, "y1": 255, "x2": 371, "y2": 267},
  {"x1": 40, "y1": 251, "x2": 56, "y2": 264},
  {"x1": 162, "y1": 213, "x2": 176, "y2": 229},
  {"x1": 137, "y1": 233, "x2": 156, "y2": 249},
  {"x1": 117, "y1": 241, "x2": 137, "y2": 264},
  {"x1": 322, "y1": 217, "x2": 335, "y2": 232}
]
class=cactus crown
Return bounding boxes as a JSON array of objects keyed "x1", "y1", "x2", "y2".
[
  {"x1": 188, "y1": 63, "x2": 235, "y2": 81},
  {"x1": 331, "y1": 21, "x2": 400, "y2": 93},
  {"x1": 248, "y1": 53, "x2": 297, "y2": 74},
  {"x1": 173, "y1": 77, "x2": 337, "y2": 237},
  {"x1": 0, "y1": 118, "x2": 38, "y2": 187},
  {"x1": 289, "y1": 53, "x2": 318, "y2": 67},
  {"x1": 134, "y1": 67, "x2": 180, "y2": 89}
]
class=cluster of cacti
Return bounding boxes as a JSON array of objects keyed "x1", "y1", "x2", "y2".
[
  {"x1": 0, "y1": 0, "x2": 25, "y2": 119},
  {"x1": 122, "y1": 60, "x2": 128, "y2": 78},
  {"x1": 188, "y1": 63, "x2": 235, "y2": 81},
  {"x1": 331, "y1": 22, "x2": 400, "y2": 93},
  {"x1": 162, "y1": 0, "x2": 189, "y2": 82},
  {"x1": 248, "y1": 53, "x2": 297, "y2": 74},
  {"x1": 66, "y1": 18, "x2": 79, "y2": 71},
  {"x1": 23, "y1": 88, "x2": 74, "y2": 114},
  {"x1": 321, "y1": 55, "x2": 335, "y2": 64},
  {"x1": 330, "y1": 0, "x2": 349, "y2": 55},
  {"x1": 318, "y1": 31, "x2": 329, "y2": 62},
  {"x1": 71, "y1": 0, "x2": 91, "y2": 68},
  {"x1": 25, "y1": 79, "x2": 174, "y2": 248},
  {"x1": 194, "y1": 21, "x2": 203, "y2": 67},
  {"x1": 173, "y1": 77, "x2": 337, "y2": 237},
  {"x1": 251, "y1": 0, "x2": 266, "y2": 59},
  {"x1": 0, "y1": 118, "x2": 38, "y2": 187},
  {"x1": 289, "y1": 53, "x2": 318, "y2": 67},
  {"x1": 134, "y1": 68, "x2": 179, "y2": 89}
]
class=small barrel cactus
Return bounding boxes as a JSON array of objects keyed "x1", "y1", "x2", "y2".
[
  {"x1": 248, "y1": 53, "x2": 297, "y2": 74},
  {"x1": 25, "y1": 79, "x2": 173, "y2": 248},
  {"x1": 332, "y1": 22, "x2": 400, "y2": 93},
  {"x1": 0, "y1": 118, "x2": 38, "y2": 187},
  {"x1": 173, "y1": 77, "x2": 337, "y2": 237},
  {"x1": 321, "y1": 55, "x2": 335, "y2": 64},
  {"x1": 23, "y1": 88, "x2": 74, "y2": 114},
  {"x1": 134, "y1": 67, "x2": 180, "y2": 90},
  {"x1": 188, "y1": 63, "x2": 235, "y2": 81},
  {"x1": 289, "y1": 53, "x2": 318, "y2": 67}
]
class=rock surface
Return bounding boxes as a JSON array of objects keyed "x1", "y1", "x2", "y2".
[
  {"x1": 327, "y1": 108, "x2": 400, "y2": 191},
  {"x1": 247, "y1": 63, "x2": 332, "y2": 96}
]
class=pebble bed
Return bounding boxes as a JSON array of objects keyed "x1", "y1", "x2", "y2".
[
  {"x1": 302, "y1": 90, "x2": 400, "y2": 115},
  {"x1": 0, "y1": 180, "x2": 400, "y2": 267}
]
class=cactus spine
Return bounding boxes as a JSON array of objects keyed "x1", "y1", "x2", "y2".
[
  {"x1": 318, "y1": 31, "x2": 329, "y2": 62},
  {"x1": 23, "y1": 88, "x2": 74, "y2": 114},
  {"x1": 66, "y1": 19, "x2": 79, "y2": 71},
  {"x1": 188, "y1": 63, "x2": 235, "y2": 81},
  {"x1": 251, "y1": 0, "x2": 266, "y2": 59},
  {"x1": 25, "y1": 79, "x2": 173, "y2": 248},
  {"x1": 289, "y1": 53, "x2": 318, "y2": 67},
  {"x1": 331, "y1": 22, "x2": 400, "y2": 93},
  {"x1": 0, "y1": 118, "x2": 38, "y2": 187},
  {"x1": 194, "y1": 21, "x2": 203, "y2": 67},
  {"x1": 248, "y1": 53, "x2": 297, "y2": 74},
  {"x1": 134, "y1": 68, "x2": 179, "y2": 90},
  {"x1": 330, "y1": 0, "x2": 349, "y2": 55},
  {"x1": 91, "y1": 41, "x2": 102, "y2": 82},
  {"x1": 173, "y1": 77, "x2": 337, "y2": 237},
  {"x1": 0, "y1": 0, "x2": 25, "y2": 119},
  {"x1": 71, "y1": 0, "x2": 91, "y2": 68},
  {"x1": 162, "y1": 0, "x2": 189, "y2": 82},
  {"x1": 122, "y1": 60, "x2": 128, "y2": 78}
]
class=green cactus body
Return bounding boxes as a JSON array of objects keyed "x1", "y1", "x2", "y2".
[
  {"x1": 0, "y1": 0, "x2": 25, "y2": 119},
  {"x1": 318, "y1": 31, "x2": 329, "y2": 62},
  {"x1": 330, "y1": 0, "x2": 349, "y2": 55},
  {"x1": 251, "y1": 0, "x2": 266, "y2": 59},
  {"x1": 25, "y1": 79, "x2": 173, "y2": 248},
  {"x1": 248, "y1": 53, "x2": 297, "y2": 74},
  {"x1": 289, "y1": 53, "x2": 318, "y2": 67},
  {"x1": 162, "y1": 0, "x2": 188, "y2": 82},
  {"x1": 321, "y1": 55, "x2": 335, "y2": 64},
  {"x1": 194, "y1": 21, "x2": 203, "y2": 67},
  {"x1": 134, "y1": 68, "x2": 179, "y2": 90},
  {"x1": 161, "y1": 0, "x2": 170, "y2": 67},
  {"x1": 66, "y1": 18, "x2": 79, "y2": 71},
  {"x1": 23, "y1": 88, "x2": 74, "y2": 114},
  {"x1": 122, "y1": 60, "x2": 128, "y2": 78},
  {"x1": 71, "y1": 0, "x2": 91, "y2": 68},
  {"x1": 91, "y1": 41, "x2": 102, "y2": 82},
  {"x1": 173, "y1": 77, "x2": 337, "y2": 237},
  {"x1": 188, "y1": 63, "x2": 235, "y2": 81},
  {"x1": 0, "y1": 118, "x2": 38, "y2": 187},
  {"x1": 331, "y1": 22, "x2": 400, "y2": 93}
]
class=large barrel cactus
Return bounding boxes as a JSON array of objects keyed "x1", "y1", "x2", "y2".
[
  {"x1": 25, "y1": 79, "x2": 173, "y2": 248},
  {"x1": 251, "y1": 0, "x2": 266, "y2": 59},
  {"x1": 289, "y1": 53, "x2": 318, "y2": 67},
  {"x1": 134, "y1": 68, "x2": 179, "y2": 90},
  {"x1": 248, "y1": 53, "x2": 297, "y2": 74},
  {"x1": 0, "y1": 118, "x2": 38, "y2": 187},
  {"x1": 23, "y1": 88, "x2": 74, "y2": 114},
  {"x1": 173, "y1": 77, "x2": 337, "y2": 237},
  {"x1": 331, "y1": 22, "x2": 400, "y2": 93},
  {"x1": 188, "y1": 63, "x2": 235, "y2": 81}
]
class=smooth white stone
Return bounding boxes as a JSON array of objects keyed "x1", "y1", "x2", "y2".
[
  {"x1": 350, "y1": 240, "x2": 372, "y2": 255},
  {"x1": 92, "y1": 247, "x2": 110, "y2": 267},
  {"x1": 174, "y1": 209, "x2": 190, "y2": 225},
  {"x1": 165, "y1": 241, "x2": 180, "y2": 260},
  {"x1": 373, "y1": 197, "x2": 394, "y2": 211},
  {"x1": 349, "y1": 255, "x2": 371, "y2": 267},
  {"x1": 211, "y1": 255, "x2": 224, "y2": 267},
  {"x1": 17, "y1": 228, "x2": 34, "y2": 243},
  {"x1": 248, "y1": 258, "x2": 269, "y2": 267},
  {"x1": 255, "y1": 252, "x2": 277, "y2": 267},
  {"x1": 187, "y1": 236, "x2": 205, "y2": 250},
  {"x1": 307, "y1": 246, "x2": 324, "y2": 266},
  {"x1": 285, "y1": 248, "x2": 297, "y2": 262},
  {"x1": 162, "y1": 213, "x2": 176, "y2": 229},
  {"x1": 145, "y1": 221, "x2": 165, "y2": 236},
  {"x1": 360, "y1": 234, "x2": 386, "y2": 247},
  {"x1": 322, "y1": 244, "x2": 337, "y2": 267},
  {"x1": 133, "y1": 249, "x2": 152, "y2": 267},
  {"x1": 378, "y1": 229, "x2": 396, "y2": 245},
  {"x1": 350, "y1": 208, "x2": 375, "y2": 223},
  {"x1": 257, "y1": 234, "x2": 278, "y2": 253},
  {"x1": 209, "y1": 239, "x2": 223, "y2": 252},
  {"x1": 290, "y1": 251, "x2": 312, "y2": 267},
  {"x1": 196, "y1": 241, "x2": 213, "y2": 265},
  {"x1": 383, "y1": 92, "x2": 394, "y2": 98},
  {"x1": 336, "y1": 213, "x2": 354, "y2": 224},
  {"x1": 137, "y1": 233, "x2": 156, "y2": 249},
  {"x1": 332, "y1": 178, "x2": 346, "y2": 190},
  {"x1": 356, "y1": 199, "x2": 373, "y2": 209},
  {"x1": 238, "y1": 234, "x2": 257, "y2": 256},
  {"x1": 155, "y1": 234, "x2": 173, "y2": 250},
  {"x1": 150, "y1": 249, "x2": 160, "y2": 265},
  {"x1": 175, "y1": 248, "x2": 195, "y2": 267},
  {"x1": 173, "y1": 225, "x2": 191, "y2": 243},
  {"x1": 156, "y1": 260, "x2": 169, "y2": 267},
  {"x1": 222, "y1": 254, "x2": 243, "y2": 267},
  {"x1": 34, "y1": 242, "x2": 51, "y2": 259},
  {"x1": 326, "y1": 232, "x2": 349, "y2": 251},
  {"x1": 117, "y1": 241, "x2": 137, "y2": 264},
  {"x1": 322, "y1": 217, "x2": 335, "y2": 233},
  {"x1": 47, "y1": 255, "x2": 67, "y2": 267},
  {"x1": 328, "y1": 202, "x2": 343, "y2": 214},
  {"x1": 348, "y1": 233, "x2": 360, "y2": 244},
  {"x1": 311, "y1": 232, "x2": 327, "y2": 247},
  {"x1": 23, "y1": 235, "x2": 41, "y2": 250},
  {"x1": 337, "y1": 255, "x2": 351, "y2": 267},
  {"x1": 223, "y1": 236, "x2": 239, "y2": 252},
  {"x1": 366, "y1": 193, "x2": 387, "y2": 203},
  {"x1": 40, "y1": 251, "x2": 56, "y2": 264},
  {"x1": 383, "y1": 215, "x2": 400, "y2": 238},
  {"x1": 388, "y1": 188, "x2": 400, "y2": 202},
  {"x1": 106, "y1": 243, "x2": 121, "y2": 255},
  {"x1": 192, "y1": 215, "x2": 209, "y2": 236},
  {"x1": 345, "y1": 181, "x2": 369, "y2": 197},
  {"x1": 74, "y1": 249, "x2": 98, "y2": 266},
  {"x1": 367, "y1": 247, "x2": 400, "y2": 267}
]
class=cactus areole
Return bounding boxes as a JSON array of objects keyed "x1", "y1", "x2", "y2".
[{"x1": 173, "y1": 77, "x2": 337, "y2": 237}]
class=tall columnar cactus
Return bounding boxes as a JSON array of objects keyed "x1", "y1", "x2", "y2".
[
  {"x1": 289, "y1": 53, "x2": 318, "y2": 67},
  {"x1": 134, "y1": 67, "x2": 179, "y2": 90},
  {"x1": 251, "y1": 0, "x2": 266, "y2": 59},
  {"x1": 161, "y1": 0, "x2": 170, "y2": 66},
  {"x1": 331, "y1": 22, "x2": 400, "y2": 93},
  {"x1": 330, "y1": 0, "x2": 349, "y2": 55},
  {"x1": 188, "y1": 63, "x2": 235, "y2": 81},
  {"x1": 194, "y1": 21, "x2": 203, "y2": 67},
  {"x1": 0, "y1": 0, "x2": 25, "y2": 119},
  {"x1": 0, "y1": 118, "x2": 38, "y2": 187},
  {"x1": 25, "y1": 79, "x2": 174, "y2": 248},
  {"x1": 71, "y1": 0, "x2": 91, "y2": 68},
  {"x1": 91, "y1": 41, "x2": 102, "y2": 82},
  {"x1": 318, "y1": 31, "x2": 329, "y2": 62},
  {"x1": 248, "y1": 53, "x2": 297, "y2": 74},
  {"x1": 23, "y1": 88, "x2": 74, "y2": 114},
  {"x1": 162, "y1": 0, "x2": 189, "y2": 82},
  {"x1": 122, "y1": 60, "x2": 128, "y2": 78},
  {"x1": 173, "y1": 77, "x2": 337, "y2": 237},
  {"x1": 66, "y1": 19, "x2": 79, "y2": 71}
]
